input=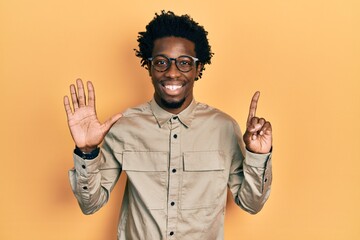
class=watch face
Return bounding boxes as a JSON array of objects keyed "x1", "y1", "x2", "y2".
[{"x1": 75, "y1": 147, "x2": 100, "y2": 159}]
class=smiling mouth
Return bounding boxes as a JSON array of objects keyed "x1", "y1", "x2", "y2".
[{"x1": 164, "y1": 85, "x2": 182, "y2": 91}]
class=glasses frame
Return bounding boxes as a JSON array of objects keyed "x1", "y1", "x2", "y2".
[{"x1": 148, "y1": 54, "x2": 199, "y2": 73}]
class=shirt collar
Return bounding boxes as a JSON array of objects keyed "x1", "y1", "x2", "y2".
[{"x1": 150, "y1": 98, "x2": 197, "y2": 128}]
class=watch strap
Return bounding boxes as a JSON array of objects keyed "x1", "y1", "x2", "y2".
[{"x1": 74, "y1": 146, "x2": 100, "y2": 160}]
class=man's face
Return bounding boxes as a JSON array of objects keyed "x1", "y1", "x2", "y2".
[{"x1": 149, "y1": 37, "x2": 202, "y2": 114}]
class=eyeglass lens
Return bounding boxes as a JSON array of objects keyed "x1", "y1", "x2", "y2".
[{"x1": 151, "y1": 55, "x2": 196, "y2": 72}]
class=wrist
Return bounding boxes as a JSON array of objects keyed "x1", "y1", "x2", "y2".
[
  {"x1": 245, "y1": 146, "x2": 273, "y2": 154},
  {"x1": 74, "y1": 146, "x2": 100, "y2": 159},
  {"x1": 77, "y1": 145, "x2": 98, "y2": 153}
]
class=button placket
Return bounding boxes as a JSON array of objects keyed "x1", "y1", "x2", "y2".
[{"x1": 167, "y1": 116, "x2": 181, "y2": 236}]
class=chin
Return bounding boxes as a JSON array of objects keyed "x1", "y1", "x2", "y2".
[{"x1": 161, "y1": 97, "x2": 186, "y2": 109}]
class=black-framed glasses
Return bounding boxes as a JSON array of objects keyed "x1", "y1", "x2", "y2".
[{"x1": 148, "y1": 54, "x2": 199, "y2": 73}]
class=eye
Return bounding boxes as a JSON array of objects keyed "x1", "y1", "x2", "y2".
[
  {"x1": 178, "y1": 57, "x2": 193, "y2": 66},
  {"x1": 179, "y1": 60, "x2": 191, "y2": 66},
  {"x1": 153, "y1": 57, "x2": 168, "y2": 66},
  {"x1": 155, "y1": 60, "x2": 166, "y2": 65}
]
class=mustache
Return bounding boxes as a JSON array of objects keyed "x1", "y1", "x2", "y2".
[{"x1": 159, "y1": 79, "x2": 186, "y2": 85}]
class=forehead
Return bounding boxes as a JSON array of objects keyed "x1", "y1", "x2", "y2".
[{"x1": 152, "y1": 37, "x2": 196, "y2": 57}]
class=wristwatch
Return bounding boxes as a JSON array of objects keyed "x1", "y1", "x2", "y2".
[{"x1": 74, "y1": 146, "x2": 100, "y2": 160}]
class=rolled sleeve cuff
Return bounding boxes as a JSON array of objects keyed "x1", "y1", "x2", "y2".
[{"x1": 245, "y1": 150, "x2": 272, "y2": 168}]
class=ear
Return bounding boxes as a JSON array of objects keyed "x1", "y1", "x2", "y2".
[{"x1": 195, "y1": 63, "x2": 203, "y2": 79}]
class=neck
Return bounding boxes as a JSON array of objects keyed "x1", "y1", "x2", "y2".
[{"x1": 155, "y1": 96, "x2": 192, "y2": 114}]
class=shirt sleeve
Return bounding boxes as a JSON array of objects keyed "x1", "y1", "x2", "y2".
[
  {"x1": 68, "y1": 134, "x2": 122, "y2": 215},
  {"x1": 227, "y1": 121, "x2": 272, "y2": 214}
]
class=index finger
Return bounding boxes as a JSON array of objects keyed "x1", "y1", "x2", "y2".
[
  {"x1": 63, "y1": 95, "x2": 73, "y2": 119},
  {"x1": 247, "y1": 91, "x2": 260, "y2": 124}
]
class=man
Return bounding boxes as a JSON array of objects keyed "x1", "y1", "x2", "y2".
[{"x1": 64, "y1": 10, "x2": 272, "y2": 240}]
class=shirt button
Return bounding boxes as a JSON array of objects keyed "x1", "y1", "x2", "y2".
[
  {"x1": 173, "y1": 134, "x2": 177, "y2": 139},
  {"x1": 171, "y1": 201, "x2": 175, "y2": 206},
  {"x1": 83, "y1": 186, "x2": 88, "y2": 190},
  {"x1": 170, "y1": 231, "x2": 174, "y2": 236},
  {"x1": 172, "y1": 168, "x2": 176, "y2": 173},
  {"x1": 264, "y1": 178, "x2": 268, "y2": 182},
  {"x1": 173, "y1": 116, "x2": 178, "y2": 120},
  {"x1": 81, "y1": 165, "x2": 86, "y2": 169}
]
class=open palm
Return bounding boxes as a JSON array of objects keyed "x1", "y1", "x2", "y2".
[{"x1": 63, "y1": 79, "x2": 122, "y2": 153}]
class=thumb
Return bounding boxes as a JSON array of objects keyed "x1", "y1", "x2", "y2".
[
  {"x1": 243, "y1": 129, "x2": 257, "y2": 143},
  {"x1": 102, "y1": 113, "x2": 123, "y2": 134}
]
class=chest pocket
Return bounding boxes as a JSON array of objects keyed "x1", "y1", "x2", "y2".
[
  {"x1": 181, "y1": 151, "x2": 226, "y2": 210},
  {"x1": 122, "y1": 151, "x2": 168, "y2": 210}
]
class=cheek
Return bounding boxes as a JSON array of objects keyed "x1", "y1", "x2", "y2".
[
  {"x1": 185, "y1": 71, "x2": 198, "y2": 82},
  {"x1": 151, "y1": 75, "x2": 163, "y2": 90},
  {"x1": 151, "y1": 72, "x2": 163, "y2": 82}
]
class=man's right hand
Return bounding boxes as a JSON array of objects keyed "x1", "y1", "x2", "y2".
[{"x1": 63, "y1": 79, "x2": 122, "y2": 153}]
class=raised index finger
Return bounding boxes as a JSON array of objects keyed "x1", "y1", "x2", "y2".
[{"x1": 247, "y1": 91, "x2": 260, "y2": 125}]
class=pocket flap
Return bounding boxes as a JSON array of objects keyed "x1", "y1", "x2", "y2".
[
  {"x1": 122, "y1": 151, "x2": 168, "y2": 171},
  {"x1": 183, "y1": 151, "x2": 225, "y2": 171}
]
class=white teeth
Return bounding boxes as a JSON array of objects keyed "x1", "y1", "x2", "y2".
[{"x1": 165, "y1": 85, "x2": 182, "y2": 91}]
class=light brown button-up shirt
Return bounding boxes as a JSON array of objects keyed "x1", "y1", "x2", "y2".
[{"x1": 69, "y1": 99, "x2": 272, "y2": 240}]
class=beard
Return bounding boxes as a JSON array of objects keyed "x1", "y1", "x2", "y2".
[{"x1": 160, "y1": 97, "x2": 186, "y2": 109}]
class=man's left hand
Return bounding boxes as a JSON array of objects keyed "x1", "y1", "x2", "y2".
[{"x1": 243, "y1": 91, "x2": 272, "y2": 154}]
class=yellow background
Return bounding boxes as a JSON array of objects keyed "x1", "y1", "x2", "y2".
[{"x1": 1, "y1": 0, "x2": 359, "y2": 239}]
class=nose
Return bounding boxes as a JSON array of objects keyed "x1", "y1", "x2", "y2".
[{"x1": 164, "y1": 59, "x2": 181, "y2": 78}]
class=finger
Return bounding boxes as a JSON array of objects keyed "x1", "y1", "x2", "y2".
[
  {"x1": 63, "y1": 96, "x2": 73, "y2": 118},
  {"x1": 102, "y1": 113, "x2": 123, "y2": 134},
  {"x1": 248, "y1": 117, "x2": 261, "y2": 133},
  {"x1": 76, "y1": 78, "x2": 86, "y2": 107},
  {"x1": 250, "y1": 117, "x2": 259, "y2": 130},
  {"x1": 260, "y1": 121, "x2": 272, "y2": 135},
  {"x1": 252, "y1": 133, "x2": 258, "y2": 140},
  {"x1": 87, "y1": 81, "x2": 95, "y2": 107},
  {"x1": 70, "y1": 84, "x2": 79, "y2": 110},
  {"x1": 258, "y1": 118, "x2": 266, "y2": 135},
  {"x1": 258, "y1": 118, "x2": 265, "y2": 126},
  {"x1": 247, "y1": 91, "x2": 260, "y2": 125}
]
